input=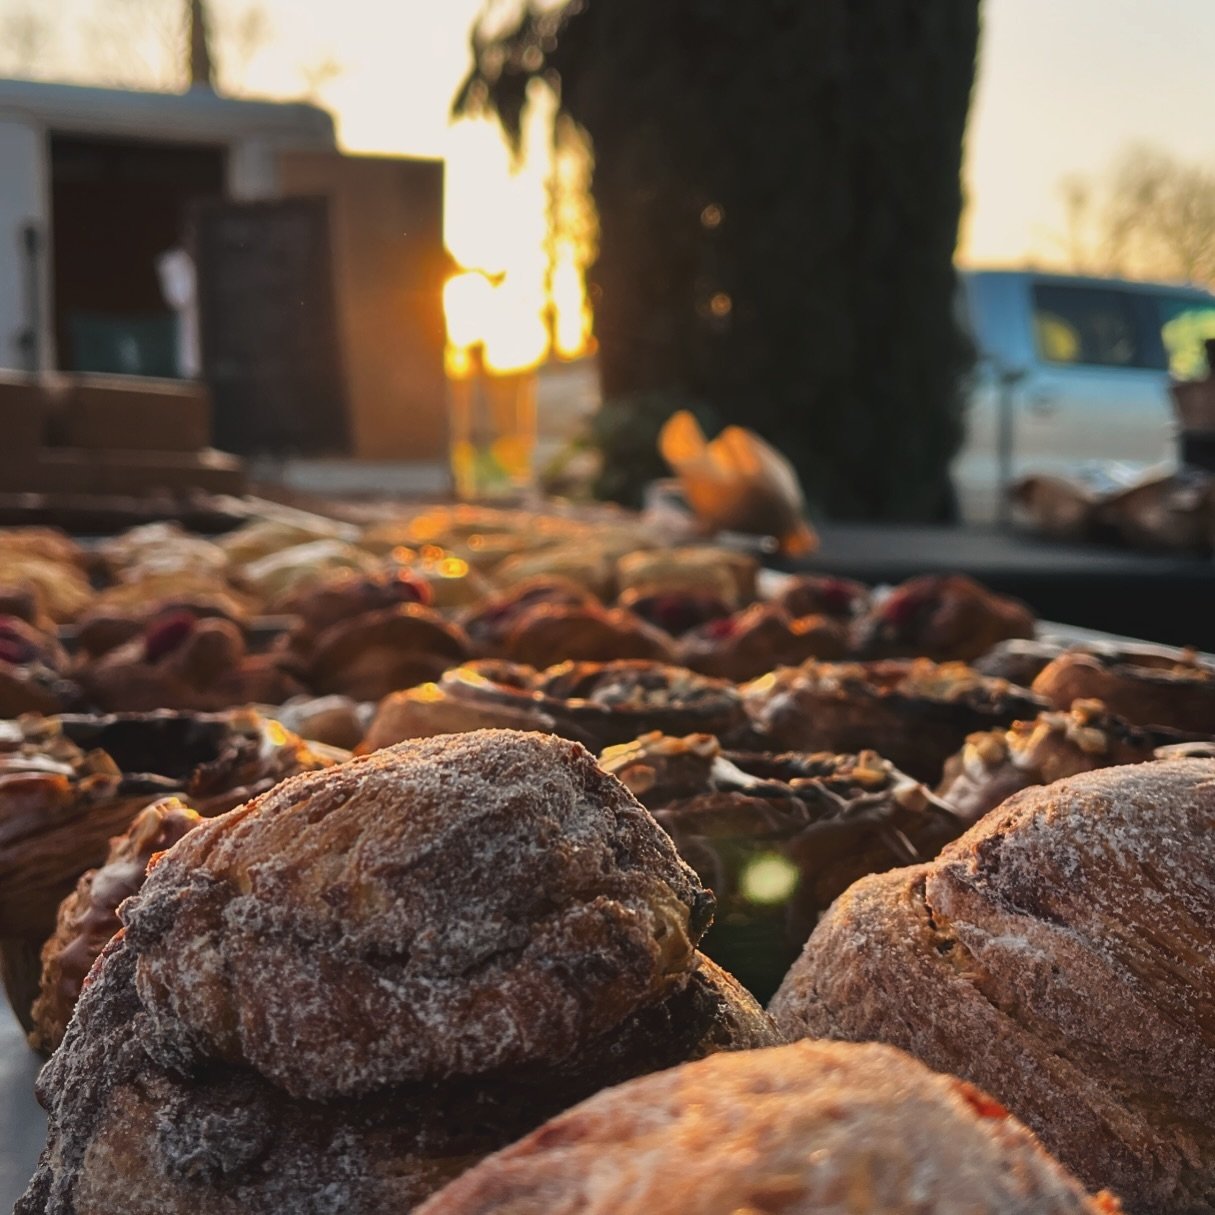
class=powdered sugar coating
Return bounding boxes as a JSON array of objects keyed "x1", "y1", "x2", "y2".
[
  {"x1": 127, "y1": 730, "x2": 712, "y2": 1098},
  {"x1": 771, "y1": 759, "x2": 1215, "y2": 1213},
  {"x1": 415, "y1": 1040, "x2": 1119, "y2": 1215}
]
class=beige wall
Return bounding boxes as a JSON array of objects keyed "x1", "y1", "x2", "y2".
[{"x1": 278, "y1": 150, "x2": 448, "y2": 461}]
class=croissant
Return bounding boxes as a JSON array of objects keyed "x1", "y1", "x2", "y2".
[{"x1": 770, "y1": 760, "x2": 1215, "y2": 1213}]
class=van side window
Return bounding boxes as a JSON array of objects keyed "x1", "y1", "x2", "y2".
[{"x1": 1031, "y1": 284, "x2": 1139, "y2": 368}]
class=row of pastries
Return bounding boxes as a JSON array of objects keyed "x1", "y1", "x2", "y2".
[{"x1": 1, "y1": 511, "x2": 1213, "y2": 1213}]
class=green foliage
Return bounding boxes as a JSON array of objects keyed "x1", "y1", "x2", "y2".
[{"x1": 459, "y1": 0, "x2": 980, "y2": 520}]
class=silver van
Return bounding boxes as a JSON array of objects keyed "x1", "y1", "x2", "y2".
[{"x1": 953, "y1": 269, "x2": 1215, "y2": 523}]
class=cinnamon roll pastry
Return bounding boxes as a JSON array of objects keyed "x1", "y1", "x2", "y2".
[
  {"x1": 852, "y1": 573, "x2": 1036, "y2": 663},
  {"x1": 679, "y1": 601, "x2": 848, "y2": 681},
  {"x1": 743, "y1": 659, "x2": 1047, "y2": 783},
  {"x1": 417, "y1": 1041, "x2": 1120, "y2": 1215},
  {"x1": 362, "y1": 661, "x2": 750, "y2": 756},
  {"x1": 20, "y1": 732, "x2": 776, "y2": 1214},
  {"x1": 75, "y1": 611, "x2": 304, "y2": 713},
  {"x1": 770, "y1": 760, "x2": 1215, "y2": 1214},
  {"x1": 31, "y1": 797, "x2": 202, "y2": 1053},
  {"x1": 1032, "y1": 646, "x2": 1215, "y2": 734},
  {"x1": 501, "y1": 603, "x2": 677, "y2": 668},
  {"x1": 301, "y1": 603, "x2": 471, "y2": 701},
  {"x1": 601, "y1": 733, "x2": 962, "y2": 999},
  {"x1": 0, "y1": 709, "x2": 337, "y2": 1033},
  {"x1": 937, "y1": 699, "x2": 1205, "y2": 822},
  {"x1": 0, "y1": 616, "x2": 78, "y2": 716}
]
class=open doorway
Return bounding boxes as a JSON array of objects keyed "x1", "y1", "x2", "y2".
[{"x1": 49, "y1": 134, "x2": 225, "y2": 377}]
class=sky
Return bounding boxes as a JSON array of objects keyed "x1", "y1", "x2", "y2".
[{"x1": 3, "y1": 0, "x2": 1214, "y2": 354}]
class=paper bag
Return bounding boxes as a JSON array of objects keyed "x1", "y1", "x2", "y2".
[{"x1": 659, "y1": 411, "x2": 818, "y2": 555}]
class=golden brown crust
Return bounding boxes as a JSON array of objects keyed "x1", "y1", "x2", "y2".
[
  {"x1": 19, "y1": 732, "x2": 777, "y2": 1215},
  {"x1": 303, "y1": 603, "x2": 471, "y2": 701},
  {"x1": 126, "y1": 732, "x2": 713, "y2": 1098},
  {"x1": 771, "y1": 760, "x2": 1215, "y2": 1213},
  {"x1": 502, "y1": 604, "x2": 677, "y2": 668},
  {"x1": 416, "y1": 1041, "x2": 1120, "y2": 1215},
  {"x1": 1032, "y1": 650, "x2": 1215, "y2": 734}
]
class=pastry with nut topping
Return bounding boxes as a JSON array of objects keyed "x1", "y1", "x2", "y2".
[
  {"x1": 601, "y1": 733, "x2": 962, "y2": 999},
  {"x1": 937, "y1": 699, "x2": 1207, "y2": 821}
]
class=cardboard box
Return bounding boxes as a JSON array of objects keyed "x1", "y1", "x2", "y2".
[
  {"x1": 60, "y1": 375, "x2": 212, "y2": 453},
  {"x1": 92, "y1": 448, "x2": 245, "y2": 497},
  {"x1": 0, "y1": 449, "x2": 100, "y2": 495},
  {"x1": 0, "y1": 371, "x2": 49, "y2": 454}
]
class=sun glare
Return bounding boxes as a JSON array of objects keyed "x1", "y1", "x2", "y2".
[{"x1": 442, "y1": 103, "x2": 593, "y2": 377}]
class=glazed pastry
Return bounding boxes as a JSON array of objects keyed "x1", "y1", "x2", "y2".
[
  {"x1": 75, "y1": 611, "x2": 304, "y2": 713},
  {"x1": 31, "y1": 797, "x2": 202, "y2": 1052},
  {"x1": 615, "y1": 546, "x2": 758, "y2": 603},
  {"x1": 679, "y1": 602, "x2": 848, "y2": 681},
  {"x1": 1032, "y1": 647, "x2": 1215, "y2": 734},
  {"x1": 301, "y1": 603, "x2": 471, "y2": 701},
  {"x1": 770, "y1": 760, "x2": 1215, "y2": 1213},
  {"x1": 20, "y1": 732, "x2": 777, "y2": 1214},
  {"x1": 267, "y1": 694, "x2": 370, "y2": 752},
  {"x1": 601, "y1": 733, "x2": 962, "y2": 999},
  {"x1": 851, "y1": 574, "x2": 1036, "y2": 663},
  {"x1": 0, "y1": 552, "x2": 93, "y2": 622},
  {"x1": 774, "y1": 573, "x2": 870, "y2": 621},
  {"x1": 242, "y1": 539, "x2": 382, "y2": 606},
  {"x1": 501, "y1": 603, "x2": 677, "y2": 668},
  {"x1": 0, "y1": 616, "x2": 77, "y2": 716},
  {"x1": 218, "y1": 517, "x2": 357, "y2": 568},
  {"x1": 460, "y1": 578, "x2": 599, "y2": 655},
  {"x1": 0, "y1": 709, "x2": 337, "y2": 1033},
  {"x1": 417, "y1": 1041, "x2": 1121, "y2": 1215},
  {"x1": 937, "y1": 699, "x2": 1204, "y2": 821},
  {"x1": 743, "y1": 659, "x2": 1047, "y2": 783}
]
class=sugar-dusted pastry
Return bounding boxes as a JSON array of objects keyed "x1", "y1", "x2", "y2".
[
  {"x1": 771, "y1": 760, "x2": 1215, "y2": 1213},
  {"x1": 601, "y1": 732, "x2": 962, "y2": 999},
  {"x1": 417, "y1": 1041, "x2": 1120, "y2": 1215},
  {"x1": 743, "y1": 659, "x2": 1047, "y2": 783},
  {"x1": 852, "y1": 573, "x2": 1036, "y2": 663},
  {"x1": 20, "y1": 732, "x2": 777, "y2": 1214}
]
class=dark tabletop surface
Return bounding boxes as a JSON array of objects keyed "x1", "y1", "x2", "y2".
[{"x1": 781, "y1": 523, "x2": 1215, "y2": 651}]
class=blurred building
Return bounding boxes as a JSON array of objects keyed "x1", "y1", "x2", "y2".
[{"x1": 0, "y1": 77, "x2": 447, "y2": 463}]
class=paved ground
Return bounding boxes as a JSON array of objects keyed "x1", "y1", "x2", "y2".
[{"x1": 0, "y1": 1008, "x2": 45, "y2": 1209}]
